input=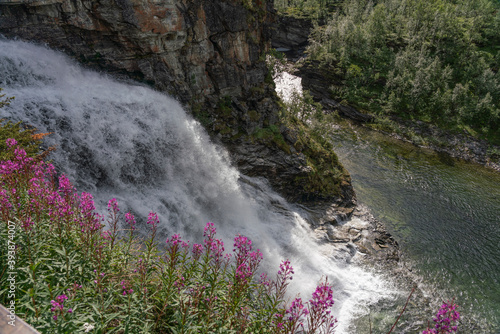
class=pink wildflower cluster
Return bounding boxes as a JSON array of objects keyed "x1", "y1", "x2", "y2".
[
  {"x1": 278, "y1": 260, "x2": 294, "y2": 280},
  {"x1": 423, "y1": 301, "x2": 460, "y2": 334},
  {"x1": 192, "y1": 243, "x2": 203, "y2": 259},
  {"x1": 166, "y1": 234, "x2": 189, "y2": 249},
  {"x1": 1, "y1": 139, "x2": 58, "y2": 223},
  {"x1": 307, "y1": 280, "x2": 337, "y2": 332},
  {"x1": 165, "y1": 234, "x2": 189, "y2": 267},
  {"x1": 203, "y1": 222, "x2": 225, "y2": 264},
  {"x1": 50, "y1": 295, "x2": 72, "y2": 320},
  {"x1": 273, "y1": 259, "x2": 295, "y2": 305},
  {"x1": 125, "y1": 212, "x2": 136, "y2": 231},
  {"x1": 281, "y1": 297, "x2": 309, "y2": 332},
  {"x1": 120, "y1": 280, "x2": 134, "y2": 296},
  {"x1": 275, "y1": 278, "x2": 337, "y2": 334},
  {"x1": 147, "y1": 212, "x2": 159, "y2": 228},
  {"x1": 233, "y1": 234, "x2": 263, "y2": 283}
]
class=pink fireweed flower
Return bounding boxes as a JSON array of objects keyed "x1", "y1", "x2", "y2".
[
  {"x1": 6, "y1": 138, "x2": 17, "y2": 148},
  {"x1": 259, "y1": 273, "x2": 271, "y2": 287},
  {"x1": 0, "y1": 189, "x2": 12, "y2": 209},
  {"x1": 125, "y1": 212, "x2": 136, "y2": 231},
  {"x1": 203, "y1": 222, "x2": 216, "y2": 238},
  {"x1": 50, "y1": 294, "x2": 69, "y2": 320},
  {"x1": 22, "y1": 217, "x2": 34, "y2": 231},
  {"x1": 107, "y1": 198, "x2": 119, "y2": 212},
  {"x1": 192, "y1": 243, "x2": 203, "y2": 258},
  {"x1": 147, "y1": 212, "x2": 159, "y2": 228},
  {"x1": 58, "y1": 174, "x2": 75, "y2": 198},
  {"x1": 233, "y1": 234, "x2": 252, "y2": 255},
  {"x1": 78, "y1": 192, "x2": 101, "y2": 231},
  {"x1": 50, "y1": 300, "x2": 62, "y2": 312},
  {"x1": 287, "y1": 297, "x2": 309, "y2": 319},
  {"x1": 279, "y1": 259, "x2": 294, "y2": 280},
  {"x1": 165, "y1": 234, "x2": 189, "y2": 265},
  {"x1": 56, "y1": 295, "x2": 68, "y2": 303},
  {"x1": 14, "y1": 147, "x2": 27, "y2": 159},
  {"x1": 309, "y1": 283, "x2": 334, "y2": 310},
  {"x1": 282, "y1": 297, "x2": 310, "y2": 332},
  {"x1": 205, "y1": 237, "x2": 225, "y2": 260},
  {"x1": 166, "y1": 234, "x2": 185, "y2": 247},
  {"x1": 233, "y1": 234, "x2": 262, "y2": 284},
  {"x1": 120, "y1": 280, "x2": 134, "y2": 296},
  {"x1": 306, "y1": 280, "x2": 337, "y2": 333},
  {"x1": 203, "y1": 223, "x2": 225, "y2": 263},
  {"x1": 422, "y1": 301, "x2": 460, "y2": 334}
]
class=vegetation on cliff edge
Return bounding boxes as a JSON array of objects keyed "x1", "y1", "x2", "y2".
[{"x1": 304, "y1": 0, "x2": 500, "y2": 145}]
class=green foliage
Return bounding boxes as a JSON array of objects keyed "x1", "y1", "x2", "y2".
[
  {"x1": 274, "y1": 0, "x2": 341, "y2": 19},
  {"x1": 308, "y1": 0, "x2": 500, "y2": 144},
  {"x1": 217, "y1": 95, "x2": 233, "y2": 116},
  {"x1": 253, "y1": 125, "x2": 291, "y2": 153},
  {"x1": 279, "y1": 89, "x2": 350, "y2": 199},
  {"x1": 0, "y1": 90, "x2": 50, "y2": 161},
  {"x1": 191, "y1": 102, "x2": 213, "y2": 128},
  {"x1": 0, "y1": 88, "x2": 14, "y2": 109},
  {"x1": 0, "y1": 120, "x2": 41, "y2": 161},
  {"x1": 0, "y1": 88, "x2": 40, "y2": 161}
]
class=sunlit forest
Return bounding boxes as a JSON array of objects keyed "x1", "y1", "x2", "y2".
[{"x1": 276, "y1": 0, "x2": 500, "y2": 144}]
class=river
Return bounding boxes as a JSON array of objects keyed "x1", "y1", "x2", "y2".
[{"x1": 330, "y1": 122, "x2": 500, "y2": 333}]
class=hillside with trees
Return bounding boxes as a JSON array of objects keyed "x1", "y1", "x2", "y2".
[{"x1": 277, "y1": 0, "x2": 500, "y2": 145}]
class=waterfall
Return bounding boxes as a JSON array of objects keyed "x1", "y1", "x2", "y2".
[{"x1": 0, "y1": 38, "x2": 396, "y2": 332}]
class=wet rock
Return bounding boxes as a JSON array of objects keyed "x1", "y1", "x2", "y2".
[{"x1": 308, "y1": 203, "x2": 400, "y2": 264}]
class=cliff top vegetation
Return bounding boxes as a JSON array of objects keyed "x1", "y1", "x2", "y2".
[{"x1": 276, "y1": 0, "x2": 500, "y2": 146}]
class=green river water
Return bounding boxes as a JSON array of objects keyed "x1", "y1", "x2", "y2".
[{"x1": 330, "y1": 123, "x2": 500, "y2": 333}]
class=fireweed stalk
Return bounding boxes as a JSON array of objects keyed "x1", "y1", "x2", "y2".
[
  {"x1": 0, "y1": 138, "x2": 459, "y2": 333},
  {"x1": 422, "y1": 301, "x2": 460, "y2": 334}
]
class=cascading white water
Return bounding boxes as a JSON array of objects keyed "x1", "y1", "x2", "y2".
[{"x1": 0, "y1": 39, "x2": 397, "y2": 332}]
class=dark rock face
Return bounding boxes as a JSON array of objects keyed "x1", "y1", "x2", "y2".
[
  {"x1": 271, "y1": 15, "x2": 313, "y2": 59},
  {"x1": 0, "y1": 0, "x2": 355, "y2": 204},
  {"x1": 0, "y1": 0, "x2": 271, "y2": 106}
]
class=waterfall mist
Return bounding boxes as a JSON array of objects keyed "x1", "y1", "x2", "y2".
[{"x1": 0, "y1": 39, "x2": 397, "y2": 332}]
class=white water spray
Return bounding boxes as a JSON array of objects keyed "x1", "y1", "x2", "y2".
[{"x1": 0, "y1": 39, "x2": 396, "y2": 332}]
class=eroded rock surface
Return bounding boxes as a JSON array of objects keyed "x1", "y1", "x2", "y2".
[
  {"x1": 0, "y1": 0, "x2": 271, "y2": 106},
  {"x1": 308, "y1": 204, "x2": 400, "y2": 264}
]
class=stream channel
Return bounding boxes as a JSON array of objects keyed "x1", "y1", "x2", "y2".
[{"x1": 330, "y1": 110, "x2": 500, "y2": 333}]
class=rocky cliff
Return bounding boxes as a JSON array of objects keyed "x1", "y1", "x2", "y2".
[
  {"x1": 0, "y1": 0, "x2": 354, "y2": 205},
  {"x1": 0, "y1": 0, "x2": 271, "y2": 107}
]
